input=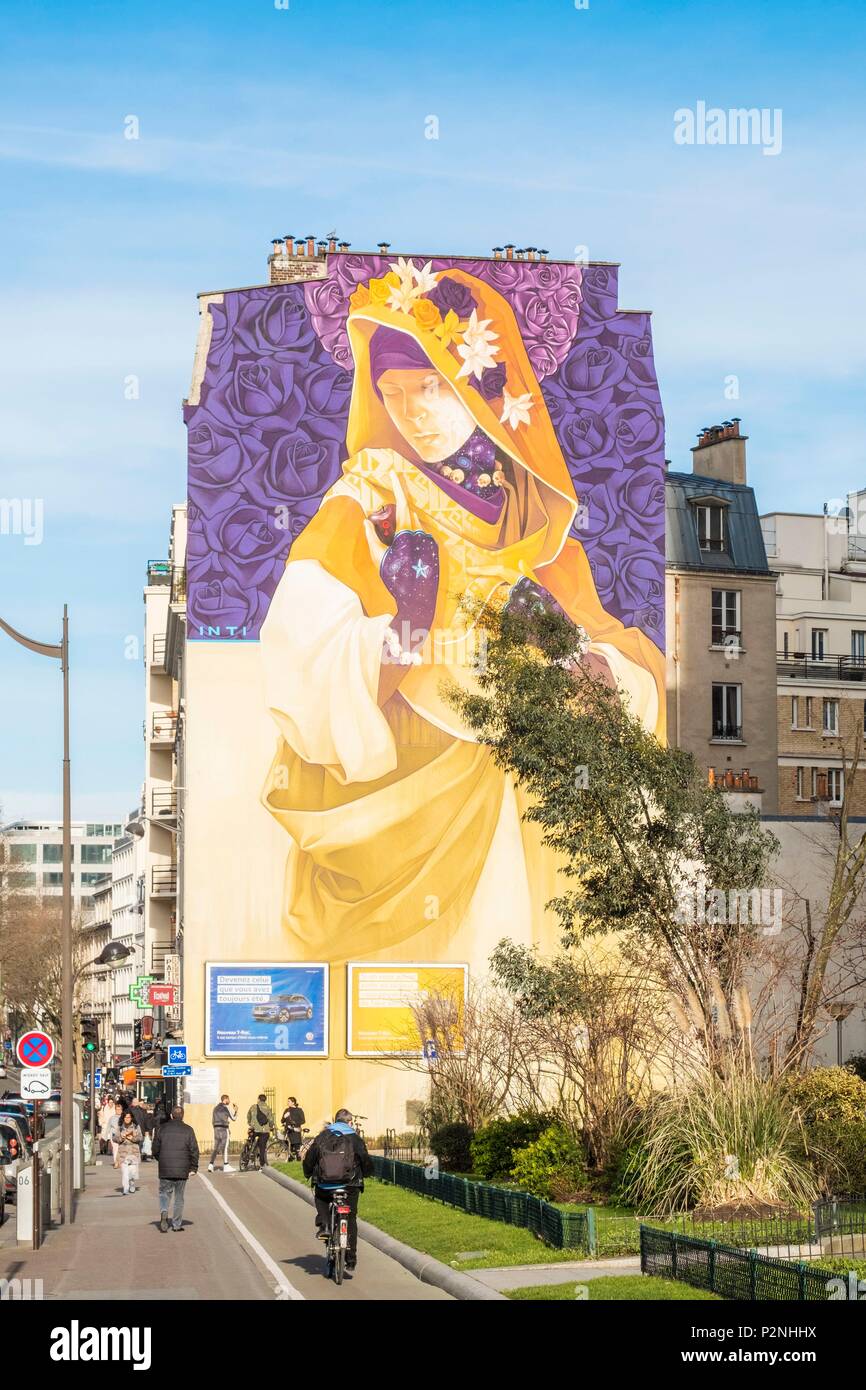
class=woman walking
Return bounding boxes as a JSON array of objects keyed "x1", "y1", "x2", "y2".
[{"x1": 115, "y1": 1110, "x2": 143, "y2": 1195}]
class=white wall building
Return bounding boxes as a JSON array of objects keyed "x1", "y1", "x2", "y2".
[{"x1": 1, "y1": 819, "x2": 123, "y2": 907}]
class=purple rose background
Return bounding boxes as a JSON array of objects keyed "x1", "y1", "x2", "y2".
[{"x1": 185, "y1": 257, "x2": 664, "y2": 648}]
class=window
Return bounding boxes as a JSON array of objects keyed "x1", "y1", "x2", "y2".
[
  {"x1": 792, "y1": 696, "x2": 813, "y2": 729},
  {"x1": 712, "y1": 683, "x2": 742, "y2": 739},
  {"x1": 796, "y1": 766, "x2": 806, "y2": 799},
  {"x1": 823, "y1": 698, "x2": 839, "y2": 735},
  {"x1": 696, "y1": 504, "x2": 726, "y2": 553},
  {"x1": 828, "y1": 768, "x2": 845, "y2": 805},
  {"x1": 81, "y1": 844, "x2": 112, "y2": 865},
  {"x1": 43, "y1": 872, "x2": 63, "y2": 888},
  {"x1": 811, "y1": 628, "x2": 828, "y2": 660},
  {"x1": 783, "y1": 632, "x2": 789, "y2": 657},
  {"x1": 42, "y1": 843, "x2": 62, "y2": 863},
  {"x1": 711, "y1": 590, "x2": 741, "y2": 646},
  {"x1": 9, "y1": 843, "x2": 36, "y2": 863},
  {"x1": 81, "y1": 872, "x2": 110, "y2": 886},
  {"x1": 9, "y1": 871, "x2": 37, "y2": 888},
  {"x1": 853, "y1": 631, "x2": 866, "y2": 663}
]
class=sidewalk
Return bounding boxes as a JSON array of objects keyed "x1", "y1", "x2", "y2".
[
  {"x1": 468, "y1": 1255, "x2": 641, "y2": 1292},
  {"x1": 0, "y1": 1157, "x2": 275, "y2": 1300}
]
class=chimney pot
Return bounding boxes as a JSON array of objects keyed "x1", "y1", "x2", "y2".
[
  {"x1": 328, "y1": 236, "x2": 337, "y2": 253},
  {"x1": 492, "y1": 246, "x2": 503, "y2": 259},
  {"x1": 378, "y1": 241, "x2": 391, "y2": 254},
  {"x1": 504, "y1": 244, "x2": 515, "y2": 260},
  {"x1": 338, "y1": 241, "x2": 350, "y2": 251},
  {"x1": 284, "y1": 235, "x2": 295, "y2": 256},
  {"x1": 306, "y1": 236, "x2": 315, "y2": 256}
]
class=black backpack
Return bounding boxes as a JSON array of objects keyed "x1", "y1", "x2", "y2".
[{"x1": 317, "y1": 1129, "x2": 356, "y2": 1183}]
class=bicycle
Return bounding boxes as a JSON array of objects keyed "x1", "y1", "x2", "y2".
[
  {"x1": 239, "y1": 1128, "x2": 263, "y2": 1172},
  {"x1": 324, "y1": 1185, "x2": 354, "y2": 1285}
]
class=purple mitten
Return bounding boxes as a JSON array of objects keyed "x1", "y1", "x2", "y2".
[
  {"x1": 380, "y1": 530, "x2": 439, "y2": 661},
  {"x1": 504, "y1": 576, "x2": 567, "y2": 621}
]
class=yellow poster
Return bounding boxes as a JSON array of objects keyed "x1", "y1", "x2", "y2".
[{"x1": 347, "y1": 962, "x2": 468, "y2": 1057}]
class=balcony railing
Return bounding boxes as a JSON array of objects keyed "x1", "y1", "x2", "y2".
[
  {"x1": 777, "y1": 653, "x2": 866, "y2": 682},
  {"x1": 151, "y1": 712, "x2": 177, "y2": 745},
  {"x1": 151, "y1": 787, "x2": 178, "y2": 821},
  {"x1": 152, "y1": 633, "x2": 167, "y2": 669},
  {"x1": 151, "y1": 865, "x2": 177, "y2": 897},
  {"x1": 712, "y1": 723, "x2": 743, "y2": 741},
  {"x1": 171, "y1": 566, "x2": 186, "y2": 605}
]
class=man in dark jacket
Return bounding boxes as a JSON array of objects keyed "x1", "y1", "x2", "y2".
[
  {"x1": 152, "y1": 1105, "x2": 199, "y2": 1232},
  {"x1": 208, "y1": 1094, "x2": 237, "y2": 1172},
  {"x1": 302, "y1": 1109, "x2": 373, "y2": 1269}
]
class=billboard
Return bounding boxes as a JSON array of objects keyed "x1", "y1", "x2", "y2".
[
  {"x1": 347, "y1": 962, "x2": 469, "y2": 1057},
  {"x1": 185, "y1": 251, "x2": 666, "y2": 966},
  {"x1": 205, "y1": 962, "x2": 328, "y2": 1057}
]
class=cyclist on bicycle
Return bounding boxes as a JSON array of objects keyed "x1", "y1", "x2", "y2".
[
  {"x1": 302, "y1": 1108, "x2": 373, "y2": 1271},
  {"x1": 280, "y1": 1096, "x2": 306, "y2": 1157}
]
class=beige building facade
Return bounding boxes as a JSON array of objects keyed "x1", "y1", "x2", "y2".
[{"x1": 666, "y1": 422, "x2": 779, "y2": 812}]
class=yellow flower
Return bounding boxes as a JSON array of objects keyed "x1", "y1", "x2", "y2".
[
  {"x1": 349, "y1": 284, "x2": 370, "y2": 310},
  {"x1": 368, "y1": 272, "x2": 400, "y2": 304},
  {"x1": 434, "y1": 309, "x2": 463, "y2": 348},
  {"x1": 413, "y1": 297, "x2": 442, "y2": 331}
]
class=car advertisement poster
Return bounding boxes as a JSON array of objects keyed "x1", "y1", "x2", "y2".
[
  {"x1": 205, "y1": 962, "x2": 328, "y2": 1057},
  {"x1": 347, "y1": 962, "x2": 468, "y2": 1057}
]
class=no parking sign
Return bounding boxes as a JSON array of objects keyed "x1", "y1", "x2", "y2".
[{"x1": 16, "y1": 1030, "x2": 55, "y2": 1069}]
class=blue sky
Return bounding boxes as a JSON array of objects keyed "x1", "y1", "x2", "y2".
[{"x1": 1, "y1": 0, "x2": 864, "y2": 818}]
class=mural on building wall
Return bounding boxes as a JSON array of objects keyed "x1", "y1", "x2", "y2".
[{"x1": 185, "y1": 253, "x2": 666, "y2": 963}]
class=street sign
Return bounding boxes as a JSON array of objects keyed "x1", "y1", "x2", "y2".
[
  {"x1": 167, "y1": 1044, "x2": 187, "y2": 1065},
  {"x1": 148, "y1": 984, "x2": 177, "y2": 1006},
  {"x1": 20, "y1": 1067, "x2": 52, "y2": 1099},
  {"x1": 422, "y1": 1038, "x2": 438, "y2": 1062},
  {"x1": 122, "y1": 1066, "x2": 137, "y2": 1087},
  {"x1": 2, "y1": 1039, "x2": 11, "y2": 1051},
  {"x1": 16, "y1": 1030, "x2": 55, "y2": 1069},
  {"x1": 161, "y1": 1064, "x2": 191, "y2": 1077},
  {"x1": 94, "y1": 1069, "x2": 102, "y2": 1089}
]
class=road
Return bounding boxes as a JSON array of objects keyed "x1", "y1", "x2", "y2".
[{"x1": 0, "y1": 1152, "x2": 451, "y2": 1302}]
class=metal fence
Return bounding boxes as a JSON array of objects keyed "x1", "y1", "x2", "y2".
[
  {"x1": 641, "y1": 1225, "x2": 855, "y2": 1300},
  {"x1": 813, "y1": 1196, "x2": 866, "y2": 1256},
  {"x1": 371, "y1": 1155, "x2": 588, "y2": 1250},
  {"x1": 591, "y1": 1206, "x2": 817, "y2": 1260}
]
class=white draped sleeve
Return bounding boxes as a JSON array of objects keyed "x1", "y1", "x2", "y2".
[
  {"x1": 260, "y1": 559, "x2": 396, "y2": 785},
  {"x1": 587, "y1": 640, "x2": 659, "y2": 734}
]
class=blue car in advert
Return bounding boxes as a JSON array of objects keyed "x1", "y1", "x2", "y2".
[{"x1": 251, "y1": 992, "x2": 314, "y2": 1024}]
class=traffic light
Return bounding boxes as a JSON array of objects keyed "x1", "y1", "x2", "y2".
[{"x1": 81, "y1": 1016, "x2": 99, "y2": 1055}]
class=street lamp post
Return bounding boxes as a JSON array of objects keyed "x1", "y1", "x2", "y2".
[{"x1": 0, "y1": 606, "x2": 73, "y2": 1223}]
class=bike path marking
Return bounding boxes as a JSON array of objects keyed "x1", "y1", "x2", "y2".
[{"x1": 199, "y1": 1171, "x2": 305, "y2": 1301}]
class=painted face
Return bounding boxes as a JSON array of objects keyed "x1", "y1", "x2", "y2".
[{"x1": 378, "y1": 368, "x2": 475, "y2": 463}]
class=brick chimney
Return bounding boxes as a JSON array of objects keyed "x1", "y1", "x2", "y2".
[{"x1": 691, "y1": 418, "x2": 748, "y2": 485}]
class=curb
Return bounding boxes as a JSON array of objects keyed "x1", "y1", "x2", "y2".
[{"x1": 262, "y1": 1165, "x2": 507, "y2": 1301}]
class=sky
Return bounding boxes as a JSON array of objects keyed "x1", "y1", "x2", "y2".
[{"x1": 0, "y1": 0, "x2": 864, "y2": 819}]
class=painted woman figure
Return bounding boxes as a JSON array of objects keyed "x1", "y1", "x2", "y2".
[{"x1": 260, "y1": 264, "x2": 664, "y2": 963}]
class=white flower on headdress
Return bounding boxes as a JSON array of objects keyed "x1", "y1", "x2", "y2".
[
  {"x1": 388, "y1": 256, "x2": 417, "y2": 290},
  {"x1": 456, "y1": 310, "x2": 500, "y2": 380},
  {"x1": 387, "y1": 279, "x2": 423, "y2": 314},
  {"x1": 500, "y1": 387, "x2": 535, "y2": 429},
  {"x1": 412, "y1": 260, "x2": 438, "y2": 294}
]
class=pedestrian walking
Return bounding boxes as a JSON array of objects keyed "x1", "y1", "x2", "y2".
[
  {"x1": 115, "y1": 1110, "x2": 143, "y2": 1195},
  {"x1": 108, "y1": 1100, "x2": 124, "y2": 1163},
  {"x1": 98, "y1": 1096, "x2": 115, "y2": 1156},
  {"x1": 208, "y1": 1094, "x2": 237, "y2": 1172},
  {"x1": 152, "y1": 1105, "x2": 199, "y2": 1232},
  {"x1": 246, "y1": 1093, "x2": 278, "y2": 1168}
]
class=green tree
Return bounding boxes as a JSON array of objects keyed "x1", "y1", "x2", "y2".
[{"x1": 448, "y1": 602, "x2": 778, "y2": 1058}]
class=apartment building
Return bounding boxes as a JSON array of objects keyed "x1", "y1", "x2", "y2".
[
  {"x1": 666, "y1": 420, "x2": 779, "y2": 811},
  {"x1": 762, "y1": 497, "x2": 866, "y2": 816},
  {"x1": 77, "y1": 874, "x2": 114, "y2": 1060},
  {"x1": 0, "y1": 819, "x2": 123, "y2": 907},
  {"x1": 110, "y1": 807, "x2": 147, "y2": 1060}
]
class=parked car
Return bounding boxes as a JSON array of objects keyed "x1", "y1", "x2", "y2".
[
  {"x1": 251, "y1": 993, "x2": 314, "y2": 1023},
  {"x1": 1, "y1": 1095, "x2": 44, "y2": 1137},
  {"x1": 0, "y1": 1111, "x2": 33, "y2": 1157},
  {"x1": 0, "y1": 1120, "x2": 24, "y2": 1202},
  {"x1": 41, "y1": 1091, "x2": 61, "y2": 1118}
]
